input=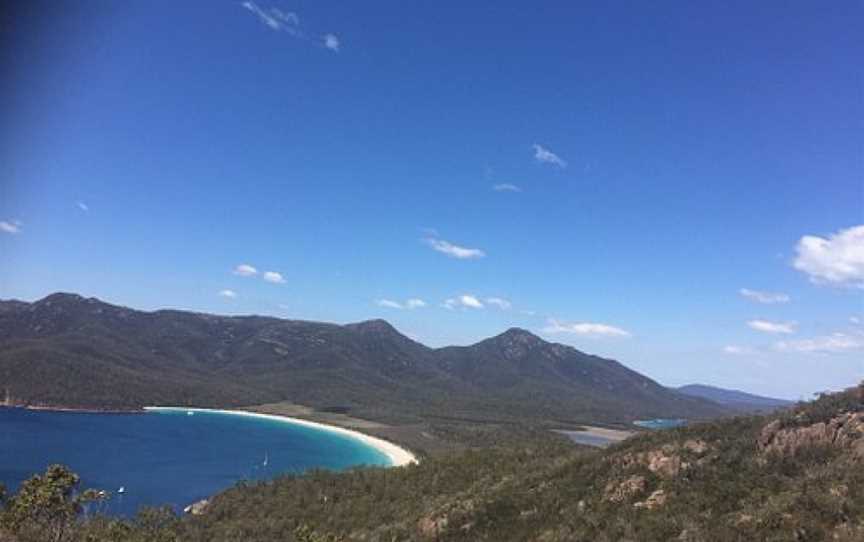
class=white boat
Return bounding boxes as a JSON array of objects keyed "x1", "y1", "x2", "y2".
[{"x1": 117, "y1": 486, "x2": 125, "y2": 494}]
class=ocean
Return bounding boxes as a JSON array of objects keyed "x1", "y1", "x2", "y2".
[{"x1": 0, "y1": 407, "x2": 390, "y2": 516}]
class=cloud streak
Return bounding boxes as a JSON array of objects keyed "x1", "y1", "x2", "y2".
[
  {"x1": 774, "y1": 331, "x2": 864, "y2": 354},
  {"x1": 376, "y1": 298, "x2": 427, "y2": 310},
  {"x1": 218, "y1": 289, "x2": 237, "y2": 298},
  {"x1": 533, "y1": 144, "x2": 567, "y2": 168},
  {"x1": 263, "y1": 271, "x2": 286, "y2": 284},
  {"x1": 233, "y1": 264, "x2": 258, "y2": 276},
  {"x1": 443, "y1": 295, "x2": 484, "y2": 310},
  {"x1": 424, "y1": 237, "x2": 486, "y2": 260},
  {"x1": 747, "y1": 319, "x2": 796, "y2": 334},
  {"x1": 0, "y1": 220, "x2": 21, "y2": 234},
  {"x1": 242, "y1": 2, "x2": 301, "y2": 36},
  {"x1": 739, "y1": 288, "x2": 790, "y2": 304},
  {"x1": 493, "y1": 183, "x2": 522, "y2": 192},
  {"x1": 542, "y1": 318, "x2": 631, "y2": 338}
]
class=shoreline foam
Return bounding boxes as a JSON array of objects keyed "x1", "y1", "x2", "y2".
[{"x1": 143, "y1": 406, "x2": 418, "y2": 467}]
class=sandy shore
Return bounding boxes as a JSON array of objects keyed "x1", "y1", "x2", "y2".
[{"x1": 144, "y1": 406, "x2": 418, "y2": 467}]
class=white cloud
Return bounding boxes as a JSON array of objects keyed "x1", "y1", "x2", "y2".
[
  {"x1": 263, "y1": 271, "x2": 286, "y2": 284},
  {"x1": 0, "y1": 220, "x2": 21, "y2": 234},
  {"x1": 242, "y1": 2, "x2": 301, "y2": 36},
  {"x1": 376, "y1": 299, "x2": 403, "y2": 309},
  {"x1": 493, "y1": 183, "x2": 522, "y2": 192},
  {"x1": 376, "y1": 298, "x2": 426, "y2": 310},
  {"x1": 851, "y1": 316, "x2": 862, "y2": 325},
  {"x1": 442, "y1": 295, "x2": 484, "y2": 310},
  {"x1": 233, "y1": 264, "x2": 258, "y2": 277},
  {"x1": 485, "y1": 297, "x2": 512, "y2": 310},
  {"x1": 723, "y1": 345, "x2": 755, "y2": 355},
  {"x1": 532, "y1": 144, "x2": 567, "y2": 168},
  {"x1": 747, "y1": 319, "x2": 796, "y2": 334},
  {"x1": 793, "y1": 224, "x2": 864, "y2": 288},
  {"x1": 739, "y1": 288, "x2": 790, "y2": 304},
  {"x1": 323, "y1": 33, "x2": 340, "y2": 52},
  {"x1": 218, "y1": 289, "x2": 237, "y2": 298},
  {"x1": 424, "y1": 238, "x2": 486, "y2": 260},
  {"x1": 774, "y1": 331, "x2": 864, "y2": 354},
  {"x1": 77, "y1": 202, "x2": 89, "y2": 212},
  {"x1": 459, "y1": 295, "x2": 483, "y2": 308},
  {"x1": 542, "y1": 318, "x2": 631, "y2": 338}
]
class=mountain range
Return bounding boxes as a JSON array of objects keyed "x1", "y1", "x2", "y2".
[
  {"x1": 0, "y1": 293, "x2": 727, "y2": 424},
  {"x1": 675, "y1": 383, "x2": 794, "y2": 412}
]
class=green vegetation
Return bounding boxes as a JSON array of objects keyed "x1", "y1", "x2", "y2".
[
  {"x1": 2, "y1": 384, "x2": 863, "y2": 541},
  {"x1": 0, "y1": 293, "x2": 724, "y2": 435}
]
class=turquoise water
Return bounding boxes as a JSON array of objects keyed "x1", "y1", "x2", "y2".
[
  {"x1": 0, "y1": 407, "x2": 390, "y2": 516},
  {"x1": 633, "y1": 418, "x2": 688, "y2": 429}
]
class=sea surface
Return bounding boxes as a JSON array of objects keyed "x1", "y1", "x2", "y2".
[{"x1": 0, "y1": 407, "x2": 390, "y2": 516}]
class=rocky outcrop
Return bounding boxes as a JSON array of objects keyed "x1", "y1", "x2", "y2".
[
  {"x1": 613, "y1": 439, "x2": 711, "y2": 479},
  {"x1": 183, "y1": 498, "x2": 209, "y2": 515},
  {"x1": 603, "y1": 475, "x2": 646, "y2": 503},
  {"x1": 757, "y1": 412, "x2": 864, "y2": 457},
  {"x1": 634, "y1": 489, "x2": 668, "y2": 510}
]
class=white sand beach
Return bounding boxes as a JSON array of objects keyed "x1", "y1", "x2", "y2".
[{"x1": 143, "y1": 406, "x2": 417, "y2": 467}]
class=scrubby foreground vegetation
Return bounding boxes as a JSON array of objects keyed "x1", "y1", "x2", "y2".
[{"x1": 3, "y1": 384, "x2": 863, "y2": 542}]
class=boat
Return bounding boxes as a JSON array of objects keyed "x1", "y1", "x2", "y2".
[{"x1": 117, "y1": 486, "x2": 125, "y2": 494}]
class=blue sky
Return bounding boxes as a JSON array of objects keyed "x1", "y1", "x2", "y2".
[{"x1": 1, "y1": 1, "x2": 862, "y2": 399}]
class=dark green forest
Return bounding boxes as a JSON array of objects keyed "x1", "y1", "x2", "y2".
[{"x1": 2, "y1": 384, "x2": 863, "y2": 541}]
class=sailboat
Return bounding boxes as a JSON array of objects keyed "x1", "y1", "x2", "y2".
[
  {"x1": 117, "y1": 486, "x2": 125, "y2": 494},
  {"x1": 263, "y1": 452, "x2": 269, "y2": 467}
]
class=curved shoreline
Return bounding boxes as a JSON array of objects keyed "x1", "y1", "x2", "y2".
[{"x1": 143, "y1": 406, "x2": 418, "y2": 467}]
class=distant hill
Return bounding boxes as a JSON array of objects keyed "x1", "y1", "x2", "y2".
[
  {"x1": 675, "y1": 383, "x2": 794, "y2": 412},
  {"x1": 0, "y1": 293, "x2": 726, "y2": 424}
]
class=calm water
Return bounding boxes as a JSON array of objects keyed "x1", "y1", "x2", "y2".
[
  {"x1": 553, "y1": 430, "x2": 619, "y2": 448},
  {"x1": 0, "y1": 407, "x2": 390, "y2": 516},
  {"x1": 633, "y1": 418, "x2": 688, "y2": 429}
]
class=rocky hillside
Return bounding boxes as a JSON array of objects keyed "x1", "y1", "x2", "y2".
[{"x1": 0, "y1": 293, "x2": 724, "y2": 424}]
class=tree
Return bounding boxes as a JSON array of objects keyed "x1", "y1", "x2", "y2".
[{"x1": 0, "y1": 465, "x2": 102, "y2": 542}]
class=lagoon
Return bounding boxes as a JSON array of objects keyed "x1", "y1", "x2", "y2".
[{"x1": 0, "y1": 407, "x2": 392, "y2": 516}]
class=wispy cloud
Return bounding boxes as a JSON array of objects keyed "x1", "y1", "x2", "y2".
[
  {"x1": 793, "y1": 224, "x2": 864, "y2": 288},
  {"x1": 233, "y1": 264, "x2": 258, "y2": 277},
  {"x1": 747, "y1": 319, "x2": 796, "y2": 334},
  {"x1": 0, "y1": 220, "x2": 21, "y2": 234},
  {"x1": 492, "y1": 183, "x2": 522, "y2": 192},
  {"x1": 218, "y1": 289, "x2": 237, "y2": 298},
  {"x1": 739, "y1": 288, "x2": 790, "y2": 304},
  {"x1": 242, "y1": 2, "x2": 301, "y2": 36},
  {"x1": 532, "y1": 144, "x2": 567, "y2": 168},
  {"x1": 541, "y1": 318, "x2": 631, "y2": 338},
  {"x1": 263, "y1": 271, "x2": 286, "y2": 284},
  {"x1": 424, "y1": 237, "x2": 486, "y2": 260},
  {"x1": 774, "y1": 331, "x2": 864, "y2": 354},
  {"x1": 375, "y1": 298, "x2": 427, "y2": 310},
  {"x1": 323, "y1": 33, "x2": 340, "y2": 52},
  {"x1": 77, "y1": 202, "x2": 89, "y2": 212},
  {"x1": 442, "y1": 295, "x2": 484, "y2": 310},
  {"x1": 723, "y1": 345, "x2": 756, "y2": 355},
  {"x1": 485, "y1": 297, "x2": 512, "y2": 310}
]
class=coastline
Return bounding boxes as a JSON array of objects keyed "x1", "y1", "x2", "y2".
[{"x1": 144, "y1": 406, "x2": 418, "y2": 467}]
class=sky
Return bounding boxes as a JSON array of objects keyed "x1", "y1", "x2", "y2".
[{"x1": 1, "y1": 1, "x2": 862, "y2": 400}]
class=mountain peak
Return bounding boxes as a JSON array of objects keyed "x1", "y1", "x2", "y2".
[
  {"x1": 495, "y1": 327, "x2": 544, "y2": 344},
  {"x1": 345, "y1": 318, "x2": 399, "y2": 335}
]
